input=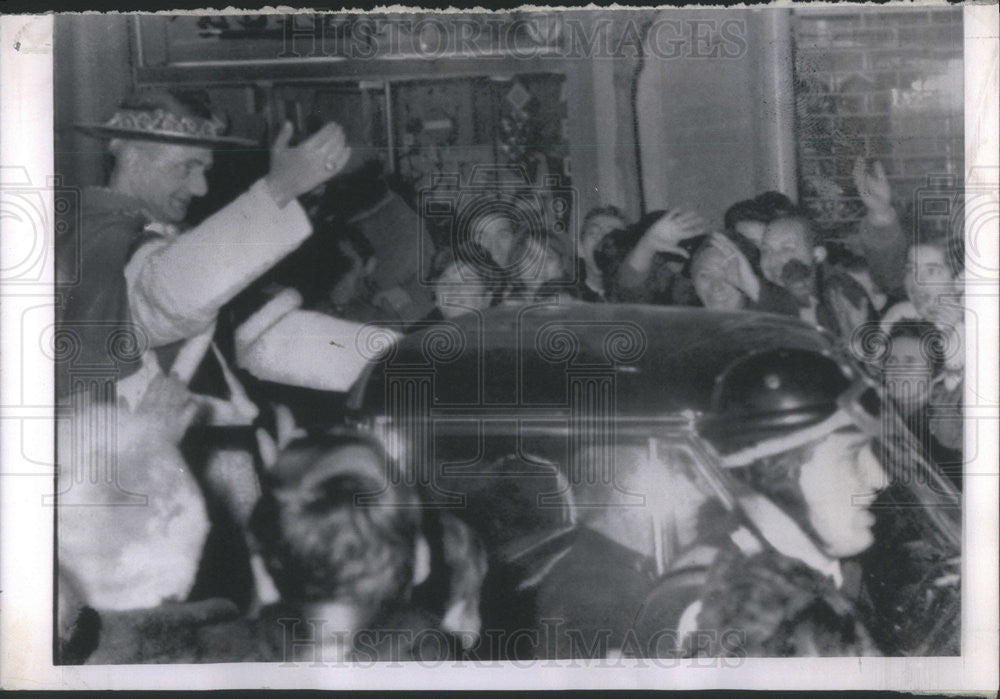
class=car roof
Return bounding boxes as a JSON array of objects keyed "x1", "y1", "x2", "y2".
[{"x1": 349, "y1": 304, "x2": 841, "y2": 419}]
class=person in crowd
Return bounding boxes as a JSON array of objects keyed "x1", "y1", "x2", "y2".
[
  {"x1": 689, "y1": 239, "x2": 754, "y2": 311},
  {"x1": 248, "y1": 433, "x2": 465, "y2": 662},
  {"x1": 577, "y1": 205, "x2": 628, "y2": 301},
  {"x1": 754, "y1": 191, "x2": 798, "y2": 219},
  {"x1": 759, "y1": 213, "x2": 874, "y2": 339},
  {"x1": 880, "y1": 234, "x2": 965, "y2": 424},
  {"x1": 881, "y1": 321, "x2": 963, "y2": 489},
  {"x1": 411, "y1": 510, "x2": 490, "y2": 655},
  {"x1": 882, "y1": 235, "x2": 963, "y2": 330},
  {"x1": 604, "y1": 208, "x2": 706, "y2": 305},
  {"x1": 839, "y1": 158, "x2": 910, "y2": 302},
  {"x1": 882, "y1": 320, "x2": 944, "y2": 414},
  {"x1": 318, "y1": 159, "x2": 438, "y2": 324},
  {"x1": 722, "y1": 191, "x2": 797, "y2": 274},
  {"x1": 466, "y1": 209, "x2": 520, "y2": 267},
  {"x1": 825, "y1": 242, "x2": 890, "y2": 315},
  {"x1": 506, "y1": 232, "x2": 571, "y2": 301},
  {"x1": 424, "y1": 242, "x2": 509, "y2": 323},
  {"x1": 688, "y1": 235, "x2": 799, "y2": 316},
  {"x1": 311, "y1": 225, "x2": 384, "y2": 323}
]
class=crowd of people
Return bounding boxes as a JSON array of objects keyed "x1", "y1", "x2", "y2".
[
  {"x1": 288, "y1": 151, "x2": 965, "y2": 490},
  {"x1": 54, "y1": 89, "x2": 963, "y2": 664}
]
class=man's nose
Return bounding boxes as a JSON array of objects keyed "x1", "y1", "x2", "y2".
[
  {"x1": 188, "y1": 171, "x2": 209, "y2": 198},
  {"x1": 857, "y1": 444, "x2": 888, "y2": 493}
]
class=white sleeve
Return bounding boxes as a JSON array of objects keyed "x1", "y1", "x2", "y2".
[
  {"x1": 124, "y1": 179, "x2": 312, "y2": 347},
  {"x1": 236, "y1": 310, "x2": 395, "y2": 393}
]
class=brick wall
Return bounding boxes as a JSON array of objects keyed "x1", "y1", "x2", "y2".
[{"x1": 792, "y1": 7, "x2": 963, "y2": 239}]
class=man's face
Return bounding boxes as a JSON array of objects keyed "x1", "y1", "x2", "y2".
[
  {"x1": 580, "y1": 214, "x2": 625, "y2": 265},
  {"x1": 123, "y1": 141, "x2": 213, "y2": 223},
  {"x1": 882, "y1": 336, "x2": 934, "y2": 411},
  {"x1": 904, "y1": 244, "x2": 955, "y2": 319},
  {"x1": 733, "y1": 219, "x2": 766, "y2": 247},
  {"x1": 692, "y1": 247, "x2": 745, "y2": 311},
  {"x1": 798, "y1": 430, "x2": 887, "y2": 558},
  {"x1": 761, "y1": 219, "x2": 816, "y2": 300}
]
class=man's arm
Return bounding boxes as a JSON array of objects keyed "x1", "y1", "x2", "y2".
[
  {"x1": 125, "y1": 179, "x2": 312, "y2": 347},
  {"x1": 851, "y1": 158, "x2": 908, "y2": 296},
  {"x1": 125, "y1": 120, "x2": 351, "y2": 347},
  {"x1": 616, "y1": 209, "x2": 704, "y2": 296}
]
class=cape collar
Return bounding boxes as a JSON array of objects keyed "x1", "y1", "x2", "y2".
[{"x1": 82, "y1": 186, "x2": 154, "y2": 222}]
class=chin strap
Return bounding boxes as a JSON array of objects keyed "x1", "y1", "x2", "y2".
[{"x1": 732, "y1": 494, "x2": 843, "y2": 588}]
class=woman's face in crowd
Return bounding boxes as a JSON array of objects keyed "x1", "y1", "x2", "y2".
[
  {"x1": 882, "y1": 335, "x2": 934, "y2": 410},
  {"x1": 434, "y1": 261, "x2": 491, "y2": 319},
  {"x1": 580, "y1": 214, "x2": 625, "y2": 264},
  {"x1": 473, "y1": 216, "x2": 516, "y2": 267},
  {"x1": 692, "y1": 247, "x2": 745, "y2": 311},
  {"x1": 798, "y1": 430, "x2": 887, "y2": 558},
  {"x1": 533, "y1": 241, "x2": 565, "y2": 284},
  {"x1": 904, "y1": 245, "x2": 955, "y2": 319}
]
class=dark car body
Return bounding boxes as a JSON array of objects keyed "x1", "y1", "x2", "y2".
[
  {"x1": 347, "y1": 305, "x2": 849, "y2": 552},
  {"x1": 344, "y1": 303, "x2": 960, "y2": 658}
]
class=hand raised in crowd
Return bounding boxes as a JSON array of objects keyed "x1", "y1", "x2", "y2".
[
  {"x1": 264, "y1": 121, "x2": 352, "y2": 208},
  {"x1": 853, "y1": 157, "x2": 895, "y2": 225},
  {"x1": 829, "y1": 286, "x2": 871, "y2": 342},
  {"x1": 708, "y1": 233, "x2": 761, "y2": 302},
  {"x1": 638, "y1": 209, "x2": 705, "y2": 258}
]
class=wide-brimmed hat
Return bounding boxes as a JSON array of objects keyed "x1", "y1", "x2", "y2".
[{"x1": 74, "y1": 90, "x2": 257, "y2": 148}]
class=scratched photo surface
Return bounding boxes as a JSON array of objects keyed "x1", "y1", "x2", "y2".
[{"x1": 12, "y1": 6, "x2": 985, "y2": 675}]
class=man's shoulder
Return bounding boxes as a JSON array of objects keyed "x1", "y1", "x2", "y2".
[{"x1": 73, "y1": 188, "x2": 159, "y2": 262}]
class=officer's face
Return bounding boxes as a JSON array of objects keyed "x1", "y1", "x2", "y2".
[
  {"x1": 126, "y1": 141, "x2": 213, "y2": 224},
  {"x1": 798, "y1": 430, "x2": 887, "y2": 558}
]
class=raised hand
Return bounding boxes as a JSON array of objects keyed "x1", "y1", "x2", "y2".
[
  {"x1": 709, "y1": 233, "x2": 761, "y2": 302},
  {"x1": 264, "y1": 121, "x2": 352, "y2": 208},
  {"x1": 853, "y1": 158, "x2": 895, "y2": 223},
  {"x1": 639, "y1": 209, "x2": 705, "y2": 257}
]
